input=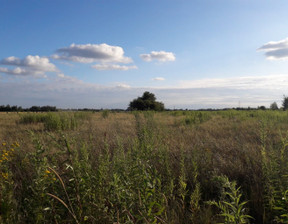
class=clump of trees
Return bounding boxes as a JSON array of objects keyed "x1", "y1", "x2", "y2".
[
  {"x1": 29, "y1": 106, "x2": 57, "y2": 112},
  {"x1": 283, "y1": 96, "x2": 288, "y2": 110},
  {"x1": 0, "y1": 105, "x2": 22, "y2": 112},
  {"x1": 0, "y1": 105, "x2": 57, "y2": 112},
  {"x1": 270, "y1": 102, "x2": 278, "y2": 110},
  {"x1": 128, "y1": 91, "x2": 164, "y2": 111}
]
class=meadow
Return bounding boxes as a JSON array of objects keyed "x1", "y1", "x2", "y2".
[{"x1": 1, "y1": 110, "x2": 288, "y2": 223}]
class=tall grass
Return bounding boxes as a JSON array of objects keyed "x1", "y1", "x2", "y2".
[
  {"x1": 19, "y1": 111, "x2": 92, "y2": 131},
  {"x1": 2, "y1": 110, "x2": 288, "y2": 223}
]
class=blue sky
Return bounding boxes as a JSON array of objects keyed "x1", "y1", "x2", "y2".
[{"x1": 1, "y1": 0, "x2": 288, "y2": 109}]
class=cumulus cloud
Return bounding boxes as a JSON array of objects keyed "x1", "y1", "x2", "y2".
[
  {"x1": 53, "y1": 43, "x2": 133, "y2": 64},
  {"x1": 152, "y1": 77, "x2": 165, "y2": 81},
  {"x1": 258, "y1": 38, "x2": 288, "y2": 60},
  {"x1": 141, "y1": 51, "x2": 176, "y2": 62},
  {"x1": 140, "y1": 51, "x2": 175, "y2": 62},
  {"x1": 91, "y1": 64, "x2": 138, "y2": 71},
  {"x1": 0, "y1": 55, "x2": 57, "y2": 77}
]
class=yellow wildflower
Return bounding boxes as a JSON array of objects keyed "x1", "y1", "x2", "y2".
[
  {"x1": 45, "y1": 170, "x2": 51, "y2": 174},
  {"x1": 2, "y1": 172, "x2": 8, "y2": 180},
  {"x1": 2, "y1": 142, "x2": 6, "y2": 146}
]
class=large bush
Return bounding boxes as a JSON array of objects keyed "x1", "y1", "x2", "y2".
[{"x1": 128, "y1": 91, "x2": 164, "y2": 111}]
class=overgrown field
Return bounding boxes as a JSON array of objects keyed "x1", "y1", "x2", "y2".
[{"x1": 1, "y1": 110, "x2": 288, "y2": 223}]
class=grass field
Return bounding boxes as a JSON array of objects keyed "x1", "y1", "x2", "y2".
[{"x1": 1, "y1": 110, "x2": 288, "y2": 223}]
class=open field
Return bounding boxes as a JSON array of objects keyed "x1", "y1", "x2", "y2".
[{"x1": 1, "y1": 110, "x2": 288, "y2": 223}]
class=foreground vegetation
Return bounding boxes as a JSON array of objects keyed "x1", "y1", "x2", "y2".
[{"x1": 1, "y1": 110, "x2": 288, "y2": 223}]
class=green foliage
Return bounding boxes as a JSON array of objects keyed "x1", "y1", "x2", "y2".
[
  {"x1": 273, "y1": 189, "x2": 288, "y2": 223},
  {"x1": 44, "y1": 113, "x2": 77, "y2": 131},
  {"x1": 270, "y1": 102, "x2": 279, "y2": 110},
  {"x1": 19, "y1": 112, "x2": 79, "y2": 131},
  {"x1": 183, "y1": 111, "x2": 211, "y2": 125},
  {"x1": 101, "y1": 109, "x2": 110, "y2": 119},
  {"x1": 73, "y1": 111, "x2": 93, "y2": 121},
  {"x1": 260, "y1": 127, "x2": 288, "y2": 223},
  {"x1": 5, "y1": 110, "x2": 288, "y2": 223},
  {"x1": 208, "y1": 176, "x2": 252, "y2": 224},
  {"x1": 29, "y1": 106, "x2": 57, "y2": 112},
  {"x1": 128, "y1": 91, "x2": 164, "y2": 111},
  {"x1": 283, "y1": 95, "x2": 288, "y2": 110},
  {"x1": 0, "y1": 104, "x2": 22, "y2": 112},
  {"x1": 19, "y1": 113, "x2": 47, "y2": 124}
]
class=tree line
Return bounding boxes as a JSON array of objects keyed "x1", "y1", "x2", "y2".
[
  {"x1": 1, "y1": 93, "x2": 288, "y2": 112},
  {"x1": 270, "y1": 96, "x2": 288, "y2": 110},
  {"x1": 127, "y1": 92, "x2": 288, "y2": 111},
  {"x1": 0, "y1": 105, "x2": 57, "y2": 112}
]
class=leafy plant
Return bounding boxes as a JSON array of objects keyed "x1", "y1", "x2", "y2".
[
  {"x1": 101, "y1": 109, "x2": 110, "y2": 119},
  {"x1": 208, "y1": 176, "x2": 252, "y2": 224}
]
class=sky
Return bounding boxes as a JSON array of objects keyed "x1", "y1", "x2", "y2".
[{"x1": 1, "y1": 0, "x2": 288, "y2": 109}]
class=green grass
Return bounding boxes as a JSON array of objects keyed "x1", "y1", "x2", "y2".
[
  {"x1": 1, "y1": 110, "x2": 288, "y2": 223},
  {"x1": 19, "y1": 111, "x2": 93, "y2": 131}
]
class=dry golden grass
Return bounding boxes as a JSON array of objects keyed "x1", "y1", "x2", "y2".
[{"x1": 1, "y1": 110, "x2": 288, "y2": 223}]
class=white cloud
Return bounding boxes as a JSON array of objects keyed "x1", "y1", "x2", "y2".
[
  {"x1": 57, "y1": 73, "x2": 65, "y2": 78},
  {"x1": 258, "y1": 38, "x2": 288, "y2": 60},
  {"x1": 0, "y1": 73, "x2": 285, "y2": 109},
  {"x1": 0, "y1": 55, "x2": 57, "y2": 77},
  {"x1": 140, "y1": 51, "x2": 176, "y2": 62},
  {"x1": 152, "y1": 77, "x2": 165, "y2": 81},
  {"x1": 91, "y1": 64, "x2": 138, "y2": 71},
  {"x1": 116, "y1": 83, "x2": 131, "y2": 88},
  {"x1": 177, "y1": 75, "x2": 288, "y2": 90},
  {"x1": 53, "y1": 43, "x2": 133, "y2": 64}
]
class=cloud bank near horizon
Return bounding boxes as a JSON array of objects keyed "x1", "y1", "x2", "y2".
[
  {"x1": 177, "y1": 75, "x2": 288, "y2": 90},
  {"x1": 0, "y1": 40, "x2": 287, "y2": 109},
  {"x1": 0, "y1": 74, "x2": 284, "y2": 109},
  {"x1": 152, "y1": 77, "x2": 165, "y2": 81}
]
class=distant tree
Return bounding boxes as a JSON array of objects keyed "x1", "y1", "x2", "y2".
[
  {"x1": 141, "y1": 91, "x2": 156, "y2": 101},
  {"x1": 0, "y1": 105, "x2": 23, "y2": 112},
  {"x1": 41, "y1": 106, "x2": 57, "y2": 112},
  {"x1": 5, "y1": 104, "x2": 11, "y2": 111},
  {"x1": 128, "y1": 91, "x2": 164, "y2": 111},
  {"x1": 258, "y1": 106, "x2": 266, "y2": 110},
  {"x1": 30, "y1": 106, "x2": 41, "y2": 112},
  {"x1": 29, "y1": 105, "x2": 57, "y2": 112},
  {"x1": 270, "y1": 102, "x2": 278, "y2": 110},
  {"x1": 283, "y1": 96, "x2": 288, "y2": 111}
]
